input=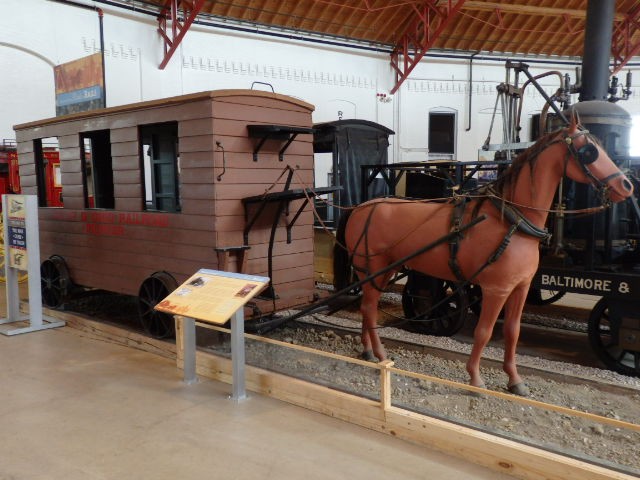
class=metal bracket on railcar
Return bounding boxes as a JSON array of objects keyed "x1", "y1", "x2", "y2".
[
  {"x1": 242, "y1": 165, "x2": 340, "y2": 300},
  {"x1": 247, "y1": 124, "x2": 315, "y2": 162}
]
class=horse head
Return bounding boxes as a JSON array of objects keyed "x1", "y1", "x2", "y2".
[{"x1": 562, "y1": 115, "x2": 634, "y2": 203}]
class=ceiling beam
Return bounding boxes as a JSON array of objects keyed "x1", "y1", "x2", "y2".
[
  {"x1": 310, "y1": 0, "x2": 423, "y2": 13},
  {"x1": 462, "y1": 1, "x2": 625, "y2": 21},
  {"x1": 157, "y1": 0, "x2": 206, "y2": 69},
  {"x1": 389, "y1": 0, "x2": 465, "y2": 94},
  {"x1": 611, "y1": 4, "x2": 640, "y2": 74}
]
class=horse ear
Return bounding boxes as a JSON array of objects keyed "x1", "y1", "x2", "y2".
[{"x1": 569, "y1": 109, "x2": 579, "y2": 132}]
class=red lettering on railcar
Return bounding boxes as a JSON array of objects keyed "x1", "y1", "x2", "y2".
[{"x1": 84, "y1": 223, "x2": 125, "y2": 236}]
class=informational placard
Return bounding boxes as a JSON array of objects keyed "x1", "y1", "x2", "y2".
[
  {"x1": 6, "y1": 195, "x2": 28, "y2": 271},
  {"x1": 155, "y1": 269, "x2": 269, "y2": 324},
  {"x1": 1, "y1": 194, "x2": 65, "y2": 335},
  {"x1": 157, "y1": 268, "x2": 270, "y2": 401}
]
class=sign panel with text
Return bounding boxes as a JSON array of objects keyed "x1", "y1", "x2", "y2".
[{"x1": 155, "y1": 269, "x2": 269, "y2": 324}]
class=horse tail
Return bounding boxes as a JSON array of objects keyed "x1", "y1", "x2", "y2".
[{"x1": 333, "y1": 209, "x2": 353, "y2": 291}]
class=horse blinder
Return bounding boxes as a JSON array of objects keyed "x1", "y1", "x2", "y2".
[
  {"x1": 563, "y1": 131, "x2": 612, "y2": 204},
  {"x1": 564, "y1": 133, "x2": 599, "y2": 166},
  {"x1": 577, "y1": 143, "x2": 599, "y2": 165}
]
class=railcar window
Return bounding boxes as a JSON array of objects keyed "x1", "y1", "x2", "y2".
[
  {"x1": 139, "y1": 122, "x2": 180, "y2": 213},
  {"x1": 428, "y1": 111, "x2": 456, "y2": 160},
  {"x1": 80, "y1": 130, "x2": 114, "y2": 209},
  {"x1": 33, "y1": 137, "x2": 63, "y2": 208}
]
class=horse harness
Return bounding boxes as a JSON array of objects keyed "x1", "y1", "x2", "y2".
[
  {"x1": 447, "y1": 190, "x2": 551, "y2": 284},
  {"x1": 447, "y1": 128, "x2": 602, "y2": 284},
  {"x1": 350, "y1": 128, "x2": 617, "y2": 290}
]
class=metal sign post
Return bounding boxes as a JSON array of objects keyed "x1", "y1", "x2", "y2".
[
  {"x1": 156, "y1": 269, "x2": 268, "y2": 402},
  {"x1": 0, "y1": 195, "x2": 65, "y2": 335},
  {"x1": 180, "y1": 308, "x2": 246, "y2": 401}
]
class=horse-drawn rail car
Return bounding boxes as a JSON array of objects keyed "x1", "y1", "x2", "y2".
[{"x1": 14, "y1": 89, "x2": 325, "y2": 338}]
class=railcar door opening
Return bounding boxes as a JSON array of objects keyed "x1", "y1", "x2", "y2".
[
  {"x1": 139, "y1": 122, "x2": 180, "y2": 213},
  {"x1": 80, "y1": 130, "x2": 114, "y2": 209}
]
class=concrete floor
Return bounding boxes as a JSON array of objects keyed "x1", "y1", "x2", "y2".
[{"x1": 0, "y1": 315, "x2": 517, "y2": 480}]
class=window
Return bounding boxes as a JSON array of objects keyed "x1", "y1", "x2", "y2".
[
  {"x1": 139, "y1": 123, "x2": 180, "y2": 212},
  {"x1": 80, "y1": 130, "x2": 114, "y2": 209},
  {"x1": 428, "y1": 111, "x2": 456, "y2": 159},
  {"x1": 33, "y1": 137, "x2": 63, "y2": 207}
]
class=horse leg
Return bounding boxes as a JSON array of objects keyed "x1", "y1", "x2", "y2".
[
  {"x1": 466, "y1": 292, "x2": 507, "y2": 388},
  {"x1": 502, "y1": 284, "x2": 530, "y2": 396},
  {"x1": 359, "y1": 274, "x2": 393, "y2": 361}
]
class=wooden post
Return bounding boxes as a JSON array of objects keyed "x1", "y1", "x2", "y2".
[
  {"x1": 379, "y1": 359, "x2": 394, "y2": 411},
  {"x1": 175, "y1": 315, "x2": 184, "y2": 369}
]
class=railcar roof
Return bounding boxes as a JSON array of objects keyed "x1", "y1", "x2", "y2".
[{"x1": 13, "y1": 89, "x2": 314, "y2": 131}]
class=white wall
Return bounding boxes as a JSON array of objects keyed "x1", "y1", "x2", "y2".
[{"x1": 2, "y1": 0, "x2": 640, "y2": 166}]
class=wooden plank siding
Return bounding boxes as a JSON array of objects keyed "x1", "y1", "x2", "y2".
[
  {"x1": 209, "y1": 93, "x2": 316, "y2": 308},
  {"x1": 15, "y1": 90, "x2": 317, "y2": 314}
]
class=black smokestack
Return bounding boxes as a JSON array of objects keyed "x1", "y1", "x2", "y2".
[{"x1": 579, "y1": 0, "x2": 616, "y2": 102}]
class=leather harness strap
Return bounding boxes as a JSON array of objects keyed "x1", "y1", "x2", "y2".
[
  {"x1": 485, "y1": 187, "x2": 551, "y2": 241},
  {"x1": 448, "y1": 196, "x2": 469, "y2": 283},
  {"x1": 349, "y1": 203, "x2": 389, "y2": 292},
  {"x1": 448, "y1": 188, "x2": 551, "y2": 283}
]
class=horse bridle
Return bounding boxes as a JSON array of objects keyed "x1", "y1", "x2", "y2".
[{"x1": 561, "y1": 129, "x2": 624, "y2": 205}]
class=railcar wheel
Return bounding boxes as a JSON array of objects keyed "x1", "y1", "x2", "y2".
[
  {"x1": 526, "y1": 287, "x2": 566, "y2": 306},
  {"x1": 40, "y1": 255, "x2": 71, "y2": 308},
  {"x1": 402, "y1": 272, "x2": 468, "y2": 336},
  {"x1": 138, "y1": 272, "x2": 178, "y2": 339},
  {"x1": 588, "y1": 297, "x2": 640, "y2": 377}
]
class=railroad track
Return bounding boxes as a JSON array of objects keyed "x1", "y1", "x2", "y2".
[
  {"x1": 54, "y1": 288, "x2": 640, "y2": 477},
  {"x1": 61, "y1": 288, "x2": 640, "y2": 397},
  {"x1": 278, "y1": 318, "x2": 638, "y2": 398}
]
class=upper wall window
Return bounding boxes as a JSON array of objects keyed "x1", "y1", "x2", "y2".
[
  {"x1": 33, "y1": 137, "x2": 63, "y2": 208},
  {"x1": 139, "y1": 122, "x2": 180, "y2": 213},
  {"x1": 428, "y1": 111, "x2": 456, "y2": 159},
  {"x1": 80, "y1": 130, "x2": 114, "y2": 209}
]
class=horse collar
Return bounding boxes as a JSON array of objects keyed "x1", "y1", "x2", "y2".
[{"x1": 484, "y1": 187, "x2": 551, "y2": 241}]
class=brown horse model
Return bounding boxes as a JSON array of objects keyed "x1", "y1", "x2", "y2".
[{"x1": 334, "y1": 116, "x2": 634, "y2": 395}]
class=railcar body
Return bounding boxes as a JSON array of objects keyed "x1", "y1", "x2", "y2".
[
  {"x1": 0, "y1": 141, "x2": 61, "y2": 205},
  {"x1": 14, "y1": 89, "x2": 318, "y2": 336},
  {"x1": 0, "y1": 141, "x2": 21, "y2": 197}
]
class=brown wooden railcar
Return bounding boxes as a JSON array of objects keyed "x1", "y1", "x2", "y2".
[{"x1": 14, "y1": 89, "x2": 319, "y2": 337}]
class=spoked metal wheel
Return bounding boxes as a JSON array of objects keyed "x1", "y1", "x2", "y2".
[
  {"x1": 40, "y1": 255, "x2": 71, "y2": 308},
  {"x1": 138, "y1": 271, "x2": 178, "y2": 339},
  {"x1": 526, "y1": 287, "x2": 566, "y2": 306},
  {"x1": 402, "y1": 271, "x2": 468, "y2": 336},
  {"x1": 588, "y1": 297, "x2": 640, "y2": 377}
]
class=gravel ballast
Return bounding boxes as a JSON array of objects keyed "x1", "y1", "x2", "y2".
[{"x1": 206, "y1": 308, "x2": 640, "y2": 476}]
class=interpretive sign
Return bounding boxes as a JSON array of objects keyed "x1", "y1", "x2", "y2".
[
  {"x1": 6, "y1": 195, "x2": 27, "y2": 270},
  {"x1": 1, "y1": 195, "x2": 65, "y2": 335},
  {"x1": 155, "y1": 268, "x2": 269, "y2": 401},
  {"x1": 155, "y1": 269, "x2": 269, "y2": 324}
]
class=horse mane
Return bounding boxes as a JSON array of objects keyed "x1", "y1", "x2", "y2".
[{"x1": 491, "y1": 127, "x2": 566, "y2": 198}]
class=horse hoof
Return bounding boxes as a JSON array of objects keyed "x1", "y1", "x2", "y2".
[
  {"x1": 507, "y1": 382, "x2": 530, "y2": 396},
  {"x1": 468, "y1": 383, "x2": 486, "y2": 398},
  {"x1": 360, "y1": 350, "x2": 376, "y2": 362}
]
